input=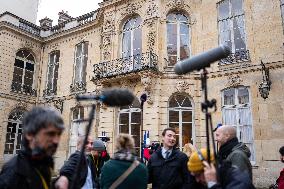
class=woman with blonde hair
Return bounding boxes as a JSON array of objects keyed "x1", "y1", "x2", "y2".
[{"x1": 100, "y1": 134, "x2": 148, "y2": 189}]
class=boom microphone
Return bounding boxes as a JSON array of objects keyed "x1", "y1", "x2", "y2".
[
  {"x1": 174, "y1": 45, "x2": 231, "y2": 75},
  {"x1": 76, "y1": 88, "x2": 134, "y2": 106}
]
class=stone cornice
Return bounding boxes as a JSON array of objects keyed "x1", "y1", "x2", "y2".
[
  {"x1": 0, "y1": 21, "x2": 43, "y2": 43},
  {"x1": 0, "y1": 92, "x2": 36, "y2": 104}
]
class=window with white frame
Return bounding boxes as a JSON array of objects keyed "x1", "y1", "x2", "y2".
[
  {"x1": 119, "y1": 98, "x2": 141, "y2": 156},
  {"x1": 167, "y1": 12, "x2": 190, "y2": 66},
  {"x1": 222, "y1": 87, "x2": 255, "y2": 162},
  {"x1": 69, "y1": 106, "x2": 85, "y2": 155},
  {"x1": 168, "y1": 94, "x2": 193, "y2": 149},
  {"x1": 45, "y1": 51, "x2": 60, "y2": 96},
  {"x1": 11, "y1": 49, "x2": 35, "y2": 95},
  {"x1": 122, "y1": 16, "x2": 142, "y2": 59},
  {"x1": 4, "y1": 109, "x2": 25, "y2": 161},
  {"x1": 217, "y1": 0, "x2": 246, "y2": 54},
  {"x1": 281, "y1": 0, "x2": 284, "y2": 30},
  {"x1": 74, "y1": 42, "x2": 88, "y2": 84}
]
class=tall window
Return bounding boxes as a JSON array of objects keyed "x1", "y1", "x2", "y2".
[
  {"x1": 217, "y1": 0, "x2": 247, "y2": 63},
  {"x1": 4, "y1": 109, "x2": 25, "y2": 160},
  {"x1": 222, "y1": 87, "x2": 255, "y2": 162},
  {"x1": 168, "y1": 94, "x2": 193, "y2": 149},
  {"x1": 122, "y1": 16, "x2": 142, "y2": 59},
  {"x1": 167, "y1": 12, "x2": 190, "y2": 66},
  {"x1": 281, "y1": 0, "x2": 284, "y2": 30},
  {"x1": 119, "y1": 98, "x2": 141, "y2": 155},
  {"x1": 11, "y1": 49, "x2": 35, "y2": 95},
  {"x1": 69, "y1": 106, "x2": 85, "y2": 155},
  {"x1": 45, "y1": 51, "x2": 60, "y2": 96},
  {"x1": 74, "y1": 42, "x2": 88, "y2": 84}
]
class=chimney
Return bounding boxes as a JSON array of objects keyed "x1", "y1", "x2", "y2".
[
  {"x1": 39, "y1": 17, "x2": 53, "y2": 30},
  {"x1": 58, "y1": 10, "x2": 73, "y2": 24}
]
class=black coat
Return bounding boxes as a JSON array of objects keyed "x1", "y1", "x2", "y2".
[
  {"x1": 59, "y1": 151, "x2": 88, "y2": 188},
  {"x1": 147, "y1": 148, "x2": 193, "y2": 189},
  {"x1": 59, "y1": 151, "x2": 109, "y2": 189},
  {"x1": 0, "y1": 150, "x2": 53, "y2": 189}
]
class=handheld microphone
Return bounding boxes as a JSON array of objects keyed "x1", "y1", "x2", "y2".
[
  {"x1": 174, "y1": 45, "x2": 231, "y2": 75},
  {"x1": 76, "y1": 88, "x2": 135, "y2": 106}
]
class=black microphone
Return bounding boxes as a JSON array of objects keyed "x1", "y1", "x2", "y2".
[
  {"x1": 76, "y1": 88, "x2": 134, "y2": 106},
  {"x1": 174, "y1": 45, "x2": 231, "y2": 75}
]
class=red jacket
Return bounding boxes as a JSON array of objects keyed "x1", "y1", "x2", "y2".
[{"x1": 277, "y1": 168, "x2": 284, "y2": 189}]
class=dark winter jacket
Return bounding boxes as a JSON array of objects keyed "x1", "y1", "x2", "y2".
[
  {"x1": 59, "y1": 151, "x2": 88, "y2": 188},
  {"x1": 189, "y1": 162, "x2": 255, "y2": 189},
  {"x1": 218, "y1": 137, "x2": 252, "y2": 179},
  {"x1": 147, "y1": 148, "x2": 192, "y2": 189},
  {"x1": 100, "y1": 151, "x2": 148, "y2": 189},
  {"x1": 0, "y1": 149, "x2": 53, "y2": 189}
]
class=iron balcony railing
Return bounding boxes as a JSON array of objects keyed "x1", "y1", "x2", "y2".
[
  {"x1": 93, "y1": 52, "x2": 158, "y2": 79},
  {"x1": 11, "y1": 82, "x2": 37, "y2": 96},
  {"x1": 219, "y1": 50, "x2": 250, "y2": 65}
]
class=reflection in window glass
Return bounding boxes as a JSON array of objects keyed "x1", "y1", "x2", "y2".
[
  {"x1": 167, "y1": 13, "x2": 190, "y2": 66},
  {"x1": 168, "y1": 94, "x2": 193, "y2": 148},
  {"x1": 217, "y1": 0, "x2": 246, "y2": 54}
]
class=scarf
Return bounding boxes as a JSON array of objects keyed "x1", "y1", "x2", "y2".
[
  {"x1": 112, "y1": 150, "x2": 138, "y2": 162},
  {"x1": 218, "y1": 137, "x2": 239, "y2": 163}
]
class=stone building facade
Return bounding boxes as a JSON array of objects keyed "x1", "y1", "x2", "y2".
[{"x1": 0, "y1": 0, "x2": 284, "y2": 187}]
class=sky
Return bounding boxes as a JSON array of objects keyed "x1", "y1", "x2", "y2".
[{"x1": 37, "y1": 0, "x2": 103, "y2": 25}]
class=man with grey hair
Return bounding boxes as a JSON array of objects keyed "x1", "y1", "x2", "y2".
[
  {"x1": 215, "y1": 125, "x2": 252, "y2": 180},
  {"x1": 0, "y1": 106, "x2": 65, "y2": 189}
]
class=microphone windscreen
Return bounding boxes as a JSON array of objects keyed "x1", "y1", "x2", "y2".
[{"x1": 101, "y1": 88, "x2": 135, "y2": 107}]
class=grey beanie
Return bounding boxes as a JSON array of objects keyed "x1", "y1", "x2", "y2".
[{"x1": 93, "y1": 139, "x2": 105, "y2": 151}]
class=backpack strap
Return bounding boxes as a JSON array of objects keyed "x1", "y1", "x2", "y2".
[{"x1": 109, "y1": 160, "x2": 140, "y2": 189}]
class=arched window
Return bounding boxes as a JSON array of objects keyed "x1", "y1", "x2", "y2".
[
  {"x1": 44, "y1": 50, "x2": 60, "y2": 96},
  {"x1": 122, "y1": 16, "x2": 142, "y2": 58},
  {"x1": 167, "y1": 12, "x2": 190, "y2": 66},
  {"x1": 69, "y1": 106, "x2": 85, "y2": 155},
  {"x1": 118, "y1": 97, "x2": 141, "y2": 155},
  {"x1": 11, "y1": 49, "x2": 36, "y2": 95},
  {"x1": 168, "y1": 94, "x2": 193, "y2": 149},
  {"x1": 4, "y1": 109, "x2": 25, "y2": 160}
]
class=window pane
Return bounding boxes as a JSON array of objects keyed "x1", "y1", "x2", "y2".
[
  {"x1": 25, "y1": 62, "x2": 34, "y2": 71},
  {"x1": 182, "y1": 123, "x2": 192, "y2": 145},
  {"x1": 122, "y1": 31, "x2": 131, "y2": 57},
  {"x1": 76, "y1": 43, "x2": 83, "y2": 57},
  {"x1": 222, "y1": 108, "x2": 237, "y2": 125},
  {"x1": 182, "y1": 111, "x2": 192, "y2": 122},
  {"x1": 119, "y1": 113, "x2": 129, "y2": 133},
  {"x1": 218, "y1": 0, "x2": 229, "y2": 20},
  {"x1": 169, "y1": 123, "x2": 179, "y2": 147},
  {"x1": 131, "y1": 112, "x2": 141, "y2": 124},
  {"x1": 239, "y1": 108, "x2": 252, "y2": 125},
  {"x1": 14, "y1": 59, "x2": 24, "y2": 68},
  {"x1": 180, "y1": 34, "x2": 189, "y2": 60},
  {"x1": 131, "y1": 123, "x2": 140, "y2": 149},
  {"x1": 223, "y1": 89, "x2": 235, "y2": 105},
  {"x1": 238, "y1": 87, "x2": 249, "y2": 104},
  {"x1": 232, "y1": 0, "x2": 243, "y2": 16},
  {"x1": 133, "y1": 28, "x2": 142, "y2": 55},
  {"x1": 169, "y1": 111, "x2": 179, "y2": 122},
  {"x1": 233, "y1": 16, "x2": 246, "y2": 51},
  {"x1": 169, "y1": 97, "x2": 179, "y2": 107}
]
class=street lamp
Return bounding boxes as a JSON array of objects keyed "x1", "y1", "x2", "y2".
[{"x1": 258, "y1": 60, "x2": 271, "y2": 100}]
